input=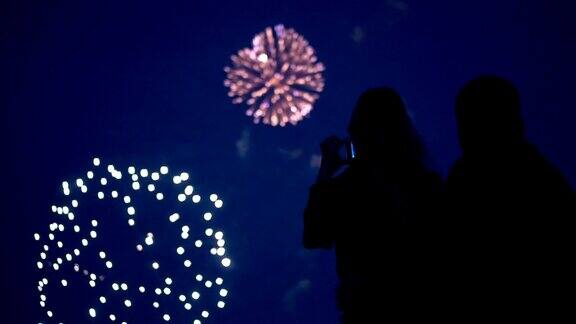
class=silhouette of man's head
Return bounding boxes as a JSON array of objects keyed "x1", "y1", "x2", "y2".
[
  {"x1": 348, "y1": 87, "x2": 423, "y2": 162},
  {"x1": 456, "y1": 76, "x2": 525, "y2": 154}
]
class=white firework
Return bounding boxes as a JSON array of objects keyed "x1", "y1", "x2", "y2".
[{"x1": 34, "y1": 158, "x2": 231, "y2": 323}]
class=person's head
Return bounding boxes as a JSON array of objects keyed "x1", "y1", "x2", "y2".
[
  {"x1": 456, "y1": 76, "x2": 525, "y2": 155},
  {"x1": 348, "y1": 87, "x2": 424, "y2": 163}
]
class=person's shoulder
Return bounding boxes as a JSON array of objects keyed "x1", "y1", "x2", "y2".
[{"x1": 522, "y1": 144, "x2": 572, "y2": 191}]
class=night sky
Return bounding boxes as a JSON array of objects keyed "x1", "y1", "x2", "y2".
[{"x1": 2, "y1": 0, "x2": 575, "y2": 323}]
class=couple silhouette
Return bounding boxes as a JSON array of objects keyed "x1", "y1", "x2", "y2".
[{"x1": 303, "y1": 76, "x2": 574, "y2": 323}]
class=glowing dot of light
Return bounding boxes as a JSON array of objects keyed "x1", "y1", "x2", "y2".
[
  {"x1": 192, "y1": 291, "x2": 200, "y2": 300},
  {"x1": 217, "y1": 301, "x2": 225, "y2": 308},
  {"x1": 177, "y1": 247, "x2": 185, "y2": 255},
  {"x1": 100, "y1": 296, "x2": 106, "y2": 303},
  {"x1": 204, "y1": 213, "x2": 212, "y2": 221},
  {"x1": 156, "y1": 193, "x2": 164, "y2": 200},
  {"x1": 216, "y1": 278, "x2": 223, "y2": 285},
  {"x1": 89, "y1": 308, "x2": 96, "y2": 317},
  {"x1": 214, "y1": 231, "x2": 224, "y2": 240},
  {"x1": 192, "y1": 195, "x2": 201, "y2": 203},
  {"x1": 184, "y1": 260, "x2": 191, "y2": 267},
  {"x1": 209, "y1": 194, "x2": 218, "y2": 202},
  {"x1": 185, "y1": 185, "x2": 194, "y2": 195},
  {"x1": 215, "y1": 200, "x2": 223, "y2": 208},
  {"x1": 222, "y1": 258, "x2": 231, "y2": 267},
  {"x1": 152, "y1": 262, "x2": 159, "y2": 270},
  {"x1": 165, "y1": 277, "x2": 173, "y2": 285},
  {"x1": 185, "y1": 303, "x2": 192, "y2": 310},
  {"x1": 169, "y1": 213, "x2": 180, "y2": 222},
  {"x1": 145, "y1": 236, "x2": 154, "y2": 245},
  {"x1": 220, "y1": 289, "x2": 228, "y2": 297},
  {"x1": 202, "y1": 310, "x2": 209, "y2": 318}
]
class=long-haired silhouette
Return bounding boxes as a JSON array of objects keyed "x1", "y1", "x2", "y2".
[{"x1": 304, "y1": 87, "x2": 441, "y2": 323}]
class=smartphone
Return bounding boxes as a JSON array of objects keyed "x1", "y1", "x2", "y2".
[{"x1": 339, "y1": 138, "x2": 356, "y2": 163}]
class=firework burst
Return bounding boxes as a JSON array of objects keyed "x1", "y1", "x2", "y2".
[{"x1": 224, "y1": 24, "x2": 325, "y2": 127}]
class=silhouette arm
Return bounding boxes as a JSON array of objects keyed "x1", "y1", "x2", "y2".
[{"x1": 303, "y1": 180, "x2": 339, "y2": 249}]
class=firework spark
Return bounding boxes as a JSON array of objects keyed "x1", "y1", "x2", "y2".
[{"x1": 224, "y1": 24, "x2": 325, "y2": 127}]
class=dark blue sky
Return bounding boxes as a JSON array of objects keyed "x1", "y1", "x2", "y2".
[{"x1": 2, "y1": 0, "x2": 575, "y2": 323}]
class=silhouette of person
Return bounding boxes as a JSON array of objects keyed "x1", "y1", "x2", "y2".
[
  {"x1": 303, "y1": 88, "x2": 442, "y2": 323},
  {"x1": 444, "y1": 76, "x2": 574, "y2": 320}
]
